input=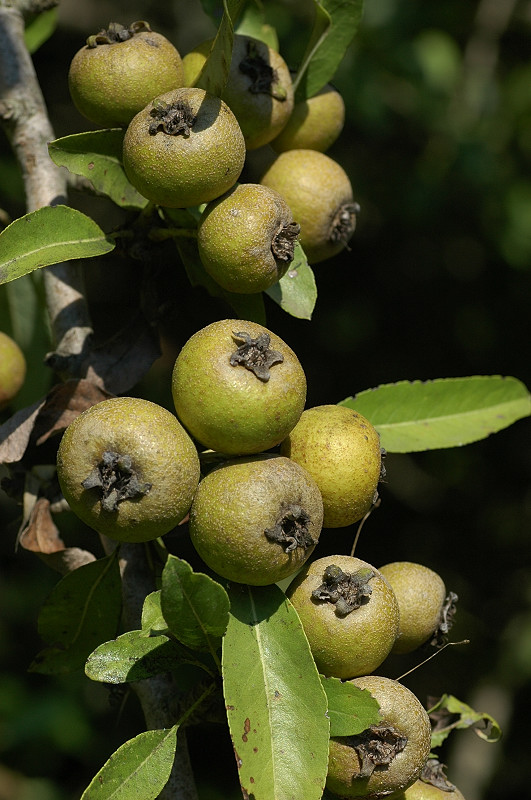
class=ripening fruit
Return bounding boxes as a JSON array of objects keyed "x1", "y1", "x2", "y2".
[
  {"x1": 183, "y1": 34, "x2": 294, "y2": 150},
  {"x1": 260, "y1": 148, "x2": 359, "y2": 263},
  {"x1": 327, "y1": 675, "x2": 432, "y2": 798},
  {"x1": 189, "y1": 454, "x2": 323, "y2": 585},
  {"x1": 286, "y1": 554, "x2": 400, "y2": 678},
  {"x1": 280, "y1": 404, "x2": 383, "y2": 528},
  {"x1": 68, "y1": 21, "x2": 185, "y2": 128},
  {"x1": 56, "y1": 397, "x2": 200, "y2": 542},
  {"x1": 271, "y1": 83, "x2": 345, "y2": 153},
  {"x1": 171, "y1": 319, "x2": 306, "y2": 455},
  {"x1": 378, "y1": 562, "x2": 449, "y2": 655},
  {"x1": 197, "y1": 183, "x2": 300, "y2": 294},
  {"x1": 122, "y1": 87, "x2": 245, "y2": 208},
  {"x1": 0, "y1": 331, "x2": 26, "y2": 410}
]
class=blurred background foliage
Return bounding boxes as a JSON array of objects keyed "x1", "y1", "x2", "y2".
[{"x1": 1, "y1": 1, "x2": 530, "y2": 799}]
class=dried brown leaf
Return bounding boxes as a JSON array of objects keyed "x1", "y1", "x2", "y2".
[
  {"x1": 0, "y1": 399, "x2": 45, "y2": 464},
  {"x1": 18, "y1": 497, "x2": 65, "y2": 554},
  {"x1": 33, "y1": 379, "x2": 112, "y2": 446}
]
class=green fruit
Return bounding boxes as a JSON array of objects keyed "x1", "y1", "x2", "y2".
[
  {"x1": 272, "y1": 83, "x2": 345, "y2": 153},
  {"x1": 286, "y1": 555, "x2": 399, "y2": 678},
  {"x1": 260, "y1": 149, "x2": 359, "y2": 263},
  {"x1": 68, "y1": 21, "x2": 185, "y2": 128},
  {"x1": 171, "y1": 319, "x2": 306, "y2": 455},
  {"x1": 56, "y1": 397, "x2": 200, "y2": 542},
  {"x1": 189, "y1": 454, "x2": 323, "y2": 585},
  {"x1": 0, "y1": 331, "x2": 26, "y2": 411},
  {"x1": 280, "y1": 404, "x2": 382, "y2": 528},
  {"x1": 197, "y1": 183, "x2": 300, "y2": 294},
  {"x1": 122, "y1": 87, "x2": 245, "y2": 208},
  {"x1": 378, "y1": 562, "x2": 449, "y2": 654},
  {"x1": 327, "y1": 675, "x2": 432, "y2": 798},
  {"x1": 183, "y1": 34, "x2": 294, "y2": 150}
]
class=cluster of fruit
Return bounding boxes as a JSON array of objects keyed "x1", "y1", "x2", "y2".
[
  {"x1": 56, "y1": 317, "x2": 460, "y2": 800},
  {"x1": 67, "y1": 20, "x2": 358, "y2": 293}
]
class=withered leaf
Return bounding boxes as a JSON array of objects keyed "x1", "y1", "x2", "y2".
[
  {"x1": 0, "y1": 398, "x2": 45, "y2": 465},
  {"x1": 18, "y1": 497, "x2": 65, "y2": 554},
  {"x1": 33, "y1": 379, "x2": 112, "y2": 446}
]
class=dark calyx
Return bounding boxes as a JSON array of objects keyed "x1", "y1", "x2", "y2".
[
  {"x1": 312, "y1": 564, "x2": 374, "y2": 617},
  {"x1": 87, "y1": 21, "x2": 151, "y2": 48},
  {"x1": 272, "y1": 222, "x2": 300, "y2": 264},
  {"x1": 265, "y1": 504, "x2": 316, "y2": 553},
  {"x1": 431, "y1": 591, "x2": 459, "y2": 648},
  {"x1": 81, "y1": 450, "x2": 152, "y2": 512},
  {"x1": 345, "y1": 724, "x2": 407, "y2": 778},
  {"x1": 229, "y1": 331, "x2": 283, "y2": 382},
  {"x1": 420, "y1": 758, "x2": 456, "y2": 792},
  {"x1": 329, "y1": 202, "x2": 360, "y2": 246},
  {"x1": 239, "y1": 40, "x2": 286, "y2": 101},
  {"x1": 149, "y1": 100, "x2": 197, "y2": 136}
]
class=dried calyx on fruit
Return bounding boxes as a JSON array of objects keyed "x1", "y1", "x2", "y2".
[{"x1": 311, "y1": 564, "x2": 375, "y2": 617}]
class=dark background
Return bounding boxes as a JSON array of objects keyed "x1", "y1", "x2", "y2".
[{"x1": 1, "y1": 1, "x2": 530, "y2": 799}]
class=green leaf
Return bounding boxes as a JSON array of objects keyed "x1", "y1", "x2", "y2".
[
  {"x1": 265, "y1": 243, "x2": 317, "y2": 320},
  {"x1": 339, "y1": 376, "x2": 531, "y2": 453},
  {"x1": 196, "y1": 0, "x2": 247, "y2": 96},
  {"x1": 428, "y1": 694, "x2": 502, "y2": 749},
  {"x1": 141, "y1": 591, "x2": 170, "y2": 636},
  {"x1": 24, "y1": 8, "x2": 58, "y2": 54},
  {"x1": 80, "y1": 726, "x2": 178, "y2": 800},
  {"x1": 236, "y1": 1, "x2": 279, "y2": 50},
  {"x1": 85, "y1": 630, "x2": 186, "y2": 684},
  {"x1": 161, "y1": 555, "x2": 230, "y2": 651},
  {"x1": 48, "y1": 131, "x2": 148, "y2": 210},
  {"x1": 222, "y1": 584, "x2": 329, "y2": 800},
  {"x1": 321, "y1": 675, "x2": 381, "y2": 737},
  {"x1": 294, "y1": 1, "x2": 364, "y2": 102},
  {"x1": 29, "y1": 552, "x2": 122, "y2": 674},
  {"x1": 0, "y1": 205, "x2": 115, "y2": 286}
]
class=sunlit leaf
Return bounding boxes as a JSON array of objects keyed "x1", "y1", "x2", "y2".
[
  {"x1": 321, "y1": 675, "x2": 381, "y2": 737},
  {"x1": 428, "y1": 694, "x2": 502, "y2": 749},
  {"x1": 265, "y1": 243, "x2": 317, "y2": 319},
  {"x1": 85, "y1": 630, "x2": 186, "y2": 684},
  {"x1": 196, "y1": 0, "x2": 247, "y2": 96}
]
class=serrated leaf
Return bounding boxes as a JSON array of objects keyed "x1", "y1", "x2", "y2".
[
  {"x1": 141, "y1": 590, "x2": 170, "y2": 635},
  {"x1": 294, "y1": 0, "x2": 364, "y2": 102},
  {"x1": 339, "y1": 376, "x2": 531, "y2": 453},
  {"x1": 428, "y1": 694, "x2": 502, "y2": 749},
  {"x1": 222, "y1": 584, "x2": 329, "y2": 800},
  {"x1": 30, "y1": 552, "x2": 122, "y2": 674},
  {"x1": 161, "y1": 555, "x2": 230, "y2": 651},
  {"x1": 48, "y1": 131, "x2": 148, "y2": 210},
  {"x1": 236, "y1": 2, "x2": 279, "y2": 50},
  {"x1": 0, "y1": 206, "x2": 114, "y2": 285},
  {"x1": 196, "y1": 0, "x2": 247, "y2": 96},
  {"x1": 85, "y1": 631, "x2": 186, "y2": 684},
  {"x1": 321, "y1": 675, "x2": 381, "y2": 737},
  {"x1": 80, "y1": 726, "x2": 177, "y2": 800},
  {"x1": 265, "y1": 243, "x2": 317, "y2": 320}
]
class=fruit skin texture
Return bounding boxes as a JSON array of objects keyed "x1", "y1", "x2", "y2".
[
  {"x1": 122, "y1": 87, "x2": 245, "y2": 208},
  {"x1": 260, "y1": 148, "x2": 357, "y2": 263},
  {"x1": 183, "y1": 34, "x2": 294, "y2": 150},
  {"x1": 391, "y1": 779, "x2": 465, "y2": 800},
  {"x1": 189, "y1": 454, "x2": 323, "y2": 585},
  {"x1": 197, "y1": 183, "x2": 299, "y2": 294},
  {"x1": 0, "y1": 331, "x2": 26, "y2": 410},
  {"x1": 171, "y1": 319, "x2": 306, "y2": 455},
  {"x1": 378, "y1": 562, "x2": 447, "y2": 655},
  {"x1": 280, "y1": 404, "x2": 382, "y2": 528},
  {"x1": 327, "y1": 675, "x2": 432, "y2": 799},
  {"x1": 68, "y1": 22, "x2": 185, "y2": 128},
  {"x1": 286, "y1": 554, "x2": 399, "y2": 678},
  {"x1": 56, "y1": 397, "x2": 200, "y2": 542},
  {"x1": 271, "y1": 83, "x2": 345, "y2": 153}
]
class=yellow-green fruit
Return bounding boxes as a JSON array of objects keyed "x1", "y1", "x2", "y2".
[
  {"x1": 0, "y1": 331, "x2": 26, "y2": 410},
  {"x1": 327, "y1": 675, "x2": 432, "y2": 798},
  {"x1": 197, "y1": 183, "x2": 300, "y2": 294},
  {"x1": 378, "y1": 562, "x2": 447, "y2": 655},
  {"x1": 56, "y1": 397, "x2": 200, "y2": 542},
  {"x1": 392, "y1": 778, "x2": 465, "y2": 800},
  {"x1": 272, "y1": 84, "x2": 345, "y2": 153},
  {"x1": 183, "y1": 34, "x2": 294, "y2": 150},
  {"x1": 286, "y1": 555, "x2": 399, "y2": 678},
  {"x1": 122, "y1": 87, "x2": 245, "y2": 208},
  {"x1": 189, "y1": 454, "x2": 323, "y2": 585},
  {"x1": 68, "y1": 21, "x2": 185, "y2": 128},
  {"x1": 280, "y1": 404, "x2": 382, "y2": 528},
  {"x1": 172, "y1": 319, "x2": 306, "y2": 455},
  {"x1": 260, "y1": 149, "x2": 358, "y2": 263}
]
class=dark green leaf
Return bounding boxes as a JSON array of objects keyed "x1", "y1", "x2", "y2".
[
  {"x1": 340, "y1": 376, "x2": 531, "y2": 452},
  {"x1": 294, "y1": 1, "x2": 364, "y2": 102},
  {"x1": 80, "y1": 726, "x2": 177, "y2": 800},
  {"x1": 0, "y1": 206, "x2": 115, "y2": 285},
  {"x1": 85, "y1": 630, "x2": 186, "y2": 684},
  {"x1": 196, "y1": 1, "x2": 247, "y2": 96},
  {"x1": 29, "y1": 553, "x2": 122, "y2": 674},
  {"x1": 265, "y1": 243, "x2": 317, "y2": 319},
  {"x1": 161, "y1": 555, "x2": 230, "y2": 651},
  {"x1": 321, "y1": 675, "x2": 381, "y2": 737},
  {"x1": 236, "y1": 1, "x2": 279, "y2": 50},
  {"x1": 222, "y1": 584, "x2": 329, "y2": 800},
  {"x1": 48, "y1": 131, "x2": 148, "y2": 210},
  {"x1": 24, "y1": 8, "x2": 58, "y2": 54},
  {"x1": 428, "y1": 694, "x2": 502, "y2": 749}
]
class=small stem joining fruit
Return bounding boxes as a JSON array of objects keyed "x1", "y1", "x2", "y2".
[
  {"x1": 81, "y1": 450, "x2": 152, "y2": 512},
  {"x1": 239, "y1": 41, "x2": 287, "y2": 101},
  {"x1": 312, "y1": 564, "x2": 374, "y2": 617},
  {"x1": 272, "y1": 221, "x2": 301, "y2": 264},
  {"x1": 344, "y1": 724, "x2": 408, "y2": 778},
  {"x1": 149, "y1": 100, "x2": 197, "y2": 137},
  {"x1": 229, "y1": 331, "x2": 284, "y2": 382},
  {"x1": 329, "y1": 202, "x2": 360, "y2": 246},
  {"x1": 431, "y1": 591, "x2": 459, "y2": 648},
  {"x1": 264, "y1": 504, "x2": 317, "y2": 553},
  {"x1": 87, "y1": 21, "x2": 151, "y2": 48}
]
